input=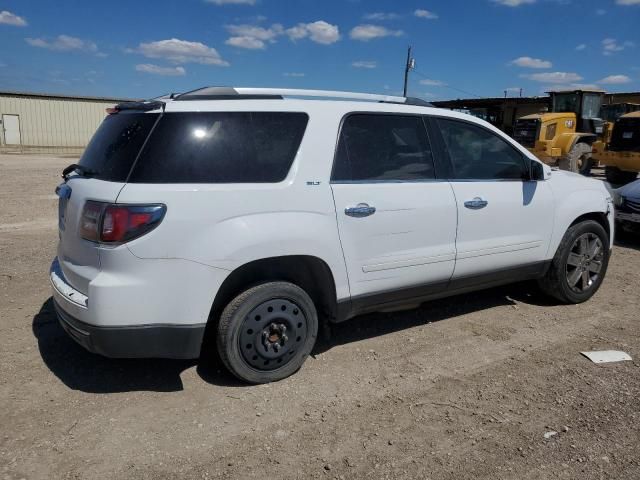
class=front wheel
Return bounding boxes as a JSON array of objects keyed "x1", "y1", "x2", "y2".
[
  {"x1": 538, "y1": 220, "x2": 610, "y2": 304},
  {"x1": 217, "y1": 282, "x2": 318, "y2": 384},
  {"x1": 559, "y1": 143, "x2": 592, "y2": 174}
]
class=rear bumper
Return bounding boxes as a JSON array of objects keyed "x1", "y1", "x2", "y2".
[
  {"x1": 50, "y1": 257, "x2": 207, "y2": 359},
  {"x1": 53, "y1": 300, "x2": 205, "y2": 359}
]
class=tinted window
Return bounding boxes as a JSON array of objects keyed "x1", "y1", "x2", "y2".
[
  {"x1": 332, "y1": 114, "x2": 435, "y2": 182},
  {"x1": 129, "y1": 112, "x2": 308, "y2": 183},
  {"x1": 438, "y1": 119, "x2": 527, "y2": 180},
  {"x1": 79, "y1": 112, "x2": 159, "y2": 182}
]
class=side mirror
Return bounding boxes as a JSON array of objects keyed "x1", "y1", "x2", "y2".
[{"x1": 529, "y1": 159, "x2": 545, "y2": 181}]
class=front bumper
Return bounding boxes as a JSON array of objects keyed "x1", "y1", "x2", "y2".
[{"x1": 50, "y1": 257, "x2": 206, "y2": 359}]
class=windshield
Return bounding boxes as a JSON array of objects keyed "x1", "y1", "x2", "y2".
[{"x1": 552, "y1": 93, "x2": 580, "y2": 113}]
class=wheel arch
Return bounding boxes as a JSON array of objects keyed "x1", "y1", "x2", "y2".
[
  {"x1": 569, "y1": 212, "x2": 611, "y2": 242},
  {"x1": 547, "y1": 187, "x2": 613, "y2": 258},
  {"x1": 203, "y1": 255, "x2": 338, "y2": 347}
]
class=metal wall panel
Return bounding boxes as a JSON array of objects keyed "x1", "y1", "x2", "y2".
[{"x1": 0, "y1": 94, "x2": 119, "y2": 147}]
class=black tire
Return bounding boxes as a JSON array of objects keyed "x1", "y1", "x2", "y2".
[
  {"x1": 605, "y1": 166, "x2": 638, "y2": 186},
  {"x1": 538, "y1": 220, "x2": 610, "y2": 304},
  {"x1": 579, "y1": 156, "x2": 593, "y2": 176},
  {"x1": 559, "y1": 143, "x2": 591, "y2": 173},
  {"x1": 217, "y1": 281, "x2": 318, "y2": 384}
]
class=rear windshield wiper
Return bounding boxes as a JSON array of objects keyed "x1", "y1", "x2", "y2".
[{"x1": 62, "y1": 163, "x2": 100, "y2": 180}]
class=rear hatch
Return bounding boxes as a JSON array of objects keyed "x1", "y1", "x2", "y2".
[{"x1": 57, "y1": 110, "x2": 160, "y2": 293}]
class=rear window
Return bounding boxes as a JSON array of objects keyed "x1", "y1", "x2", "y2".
[
  {"x1": 78, "y1": 112, "x2": 159, "y2": 182},
  {"x1": 128, "y1": 112, "x2": 308, "y2": 183}
]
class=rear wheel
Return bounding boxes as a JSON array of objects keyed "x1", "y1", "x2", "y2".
[
  {"x1": 605, "y1": 166, "x2": 638, "y2": 186},
  {"x1": 217, "y1": 282, "x2": 318, "y2": 384},
  {"x1": 538, "y1": 220, "x2": 609, "y2": 304}
]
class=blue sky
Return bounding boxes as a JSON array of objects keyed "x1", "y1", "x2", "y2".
[{"x1": 0, "y1": 0, "x2": 638, "y2": 100}]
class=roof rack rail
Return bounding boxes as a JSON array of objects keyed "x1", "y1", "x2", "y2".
[{"x1": 173, "y1": 86, "x2": 433, "y2": 106}]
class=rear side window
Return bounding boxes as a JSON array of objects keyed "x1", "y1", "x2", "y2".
[
  {"x1": 129, "y1": 112, "x2": 308, "y2": 183},
  {"x1": 78, "y1": 112, "x2": 159, "y2": 182},
  {"x1": 437, "y1": 118, "x2": 527, "y2": 180},
  {"x1": 332, "y1": 114, "x2": 435, "y2": 182}
]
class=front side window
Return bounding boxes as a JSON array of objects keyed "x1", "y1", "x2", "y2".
[
  {"x1": 438, "y1": 118, "x2": 527, "y2": 180},
  {"x1": 129, "y1": 112, "x2": 308, "y2": 183},
  {"x1": 582, "y1": 94, "x2": 603, "y2": 119},
  {"x1": 332, "y1": 114, "x2": 435, "y2": 182},
  {"x1": 553, "y1": 93, "x2": 580, "y2": 114}
]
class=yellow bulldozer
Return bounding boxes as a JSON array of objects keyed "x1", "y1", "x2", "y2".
[
  {"x1": 592, "y1": 110, "x2": 640, "y2": 185},
  {"x1": 513, "y1": 89, "x2": 605, "y2": 174}
]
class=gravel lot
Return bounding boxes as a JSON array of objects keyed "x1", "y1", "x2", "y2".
[{"x1": 1, "y1": 153, "x2": 639, "y2": 480}]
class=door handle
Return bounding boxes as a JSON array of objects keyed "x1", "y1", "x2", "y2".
[
  {"x1": 464, "y1": 197, "x2": 488, "y2": 210},
  {"x1": 345, "y1": 203, "x2": 376, "y2": 218}
]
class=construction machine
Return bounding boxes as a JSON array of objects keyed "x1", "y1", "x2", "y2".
[
  {"x1": 592, "y1": 110, "x2": 640, "y2": 185},
  {"x1": 600, "y1": 103, "x2": 640, "y2": 144},
  {"x1": 513, "y1": 89, "x2": 605, "y2": 174}
]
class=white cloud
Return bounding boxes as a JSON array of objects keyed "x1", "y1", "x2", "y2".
[
  {"x1": 283, "y1": 72, "x2": 305, "y2": 77},
  {"x1": 0, "y1": 10, "x2": 27, "y2": 26},
  {"x1": 510, "y1": 56, "x2": 552, "y2": 68},
  {"x1": 602, "y1": 38, "x2": 635, "y2": 55},
  {"x1": 225, "y1": 20, "x2": 339, "y2": 47},
  {"x1": 349, "y1": 25, "x2": 403, "y2": 41},
  {"x1": 576, "y1": 43, "x2": 587, "y2": 51},
  {"x1": 597, "y1": 74, "x2": 632, "y2": 84},
  {"x1": 364, "y1": 12, "x2": 400, "y2": 20},
  {"x1": 616, "y1": 0, "x2": 640, "y2": 4},
  {"x1": 136, "y1": 38, "x2": 228, "y2": 66},
  {"x1": 545, "y1": 83, "x2": 600, "y2": 91},
  {"x1": 225, "y1": 36, "x2": 265, "y2": 49},
  {"x1": 596, "y1": 9, "x2": 607, "y2": 15},
  {"x1": 521, "y1": 71, "x2": 583, "y2": 83},
  {"x1": 419, "y1": 78, "x2": 446, "y2": 86},
  {"x1": 286, "y1": 21, "x2": 340, "y2": 44},
  {"x1": 135, "y1": 64, "x2": 186, "y2": 76},
  {"x1": 226, "y1": 23, "x2": 283, "y2": 42},
  {"x1": 26, "y1": 35, "x2": 99, "y2": 53},
  {"x1": 205, "y1": 0, "x2": 256, "y2": 4},
  {"x1": 352, "y1": 60, "x2": 377, "y2": 69},
  {"x1": 492, "y1": 0, "x2": 536, "y2": 6},
  {"x1": 414, "y1": 9, "x2": 438, "y2": 19}
]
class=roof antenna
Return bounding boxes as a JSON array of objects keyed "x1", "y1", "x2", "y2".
[{"x1": 403, "y1": 46, "x2": 415, "y2": 97}]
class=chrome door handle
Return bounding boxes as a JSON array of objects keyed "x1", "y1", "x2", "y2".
[
  {"x1": 464, "y1": 197, "x2": 488, "y2": 210},
  {"x1": 345, "y1": 203, "x2": 376, "y2": 218}
]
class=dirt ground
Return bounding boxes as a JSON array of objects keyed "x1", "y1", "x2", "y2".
[{"x1": 1, "y1": 153, "x2": 639, "y2": 480}]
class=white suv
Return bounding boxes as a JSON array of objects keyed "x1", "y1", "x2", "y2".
[{"x1": 51, "y1": 87, "x2": 614, "y2": 383}]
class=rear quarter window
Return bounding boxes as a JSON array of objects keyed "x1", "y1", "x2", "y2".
[{"x1": 129, "y1": 112, "x2": 309, "y2": 183}]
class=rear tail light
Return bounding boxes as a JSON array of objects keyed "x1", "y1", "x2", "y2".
[{"x1": 80, "y1": 201, "x2": 166, "y2": 244}]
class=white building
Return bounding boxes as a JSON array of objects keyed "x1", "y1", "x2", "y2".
[{"x1": 0, "y1": 91, "x2": 135, "y2": 154}]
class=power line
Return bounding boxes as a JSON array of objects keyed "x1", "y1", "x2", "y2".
[{"x1": 412, "y1": 69, "x2": 483, "y2": 99}]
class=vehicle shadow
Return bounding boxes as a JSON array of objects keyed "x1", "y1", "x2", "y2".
[
  {"x1": 33, "y1": 298, "x2": 199, "y2": 393},
  {"x1": 34, "y1": 283, "x2": 556, "y2": 392},
  {"x1": 615, "y1": 230, "x2": 640, "y2": 252},
  {"x1": 313, "y1": 281, "x2": 555, "y2": 354}
]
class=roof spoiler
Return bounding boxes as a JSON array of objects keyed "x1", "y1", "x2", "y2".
[{"x1": 107, "y1": 100, "x2": 165, "y2": 114}]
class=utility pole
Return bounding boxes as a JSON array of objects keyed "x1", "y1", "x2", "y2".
[{"x1": 403, "y1": 46, "x2": 415, "y2": 97}]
